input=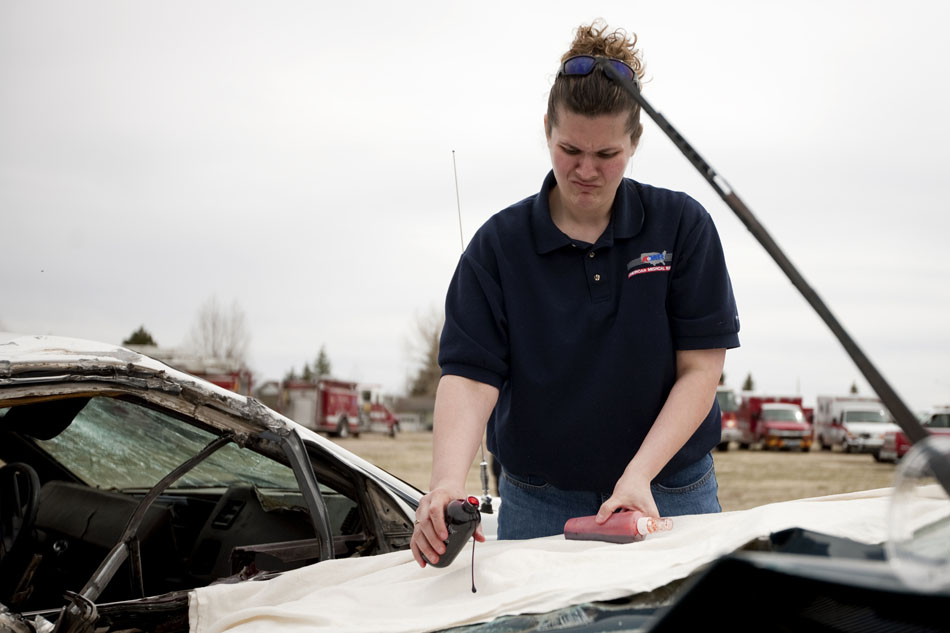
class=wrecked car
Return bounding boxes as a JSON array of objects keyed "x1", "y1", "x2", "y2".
[
  {"x1": 0, "y1": 333, "x2": 421, "y2": 632},
  {"x1": 3, "y1": 335, "x2": 948, "y2": 633}
]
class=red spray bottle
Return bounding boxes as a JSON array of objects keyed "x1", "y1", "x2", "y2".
[{"x1": 564, "y1": 511, "x2": 673, "y2": 543}]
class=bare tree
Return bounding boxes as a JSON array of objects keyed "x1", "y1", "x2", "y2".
[
  {"x1": 405, "y1": 307, "x2": 444, "y2": 397},
  {"x1": 188, "y1": 296, "x2": 250, "y2": 364}
]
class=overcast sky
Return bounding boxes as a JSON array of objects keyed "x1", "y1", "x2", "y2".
[{"x1": 2, "y1": 1, "x2": 948, "y2": 410}]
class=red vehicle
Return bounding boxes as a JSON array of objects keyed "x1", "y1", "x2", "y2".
[
  {"x1": 359, "y1": 386, "x2": 400, "y2": 437},
  {"x1": 737, "y1": 394, "x2": 812, "y2": 451},
  {"x1": 879, "y1": 406, "x2": 950, "y2": 462},
  {"x1": 361, "y1": 402, "x2": 399, "y2": 437},
  {"x1": 278, "y1": 378, "x2": 362, "y2": 438},
  {"x1": 801, "y1": 406, "x2": 814, "y2": 425},
  {"x1": 716, "y1": 386, "x2": 741, "y2": 450}
]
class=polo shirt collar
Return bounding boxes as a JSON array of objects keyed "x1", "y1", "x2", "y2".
[{"x1": 531, "y1": 171, "x2": 645, "y2": 254}]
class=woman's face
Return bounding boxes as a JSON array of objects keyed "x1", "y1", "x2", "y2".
[{"x1": 545, "y1": 109, "x2": 636, "y2": 219}]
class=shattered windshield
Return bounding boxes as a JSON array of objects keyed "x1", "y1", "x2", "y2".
[{"x1": 34, "y1": 396, "x2": 299, "y2": 491}]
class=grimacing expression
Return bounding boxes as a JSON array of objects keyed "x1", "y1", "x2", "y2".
[{"x1": 546, "y1": 109, "x2": 637, "y2": 219}]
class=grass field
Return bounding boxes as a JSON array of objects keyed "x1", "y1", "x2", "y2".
[{"x1": 332, "y1": 431, "x2": 898, "y2": 511}]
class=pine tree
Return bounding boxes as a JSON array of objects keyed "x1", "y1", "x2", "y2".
[
  {"x1": 123, "y1": 325, "x2": 157, "y2": 346},
  {"x1": 741, "y1": 372, "x2": 755, "y2": 392},
  {"x1": 315, "y1": 345, "x2": 332, "y2": 377}
]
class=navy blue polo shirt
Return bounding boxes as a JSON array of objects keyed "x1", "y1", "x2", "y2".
[{"x1": 439, "y1": 171, "x2": 740, "y2": 493}]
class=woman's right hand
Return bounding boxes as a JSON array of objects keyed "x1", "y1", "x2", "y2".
[
  {"x1": 410, "y1": 488, "x2": 455, "y2": 567},
  {"x1": 414, "y1": 376, "x2": 497, "y2": 568},
  {"x1": 410, "y1": 487, "x2": 485, "y2": 567}
]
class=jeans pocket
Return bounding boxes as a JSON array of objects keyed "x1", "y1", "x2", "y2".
[
  {"x1": 652, "y1": 456, "x2": 715, "y2": 495},
  {"x1": 502, "y1": 469, "x2": 551, "y2": 492}
]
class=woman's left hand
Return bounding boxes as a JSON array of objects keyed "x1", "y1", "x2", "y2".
[
  {"x1": 595, "y1": 348, "x2": 726, "y2": 524},
  {"x1": 595, "y1": 470, "x2": 659, "y2": 523}
]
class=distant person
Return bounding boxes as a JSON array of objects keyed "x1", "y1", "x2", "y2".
[{"x1": 412, "y1": 21, "x2": 739, "y2": 565}]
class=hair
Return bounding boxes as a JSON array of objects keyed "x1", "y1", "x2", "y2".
[{"x1": 546, "y1": 20, "x2": 646, "y2": 145}]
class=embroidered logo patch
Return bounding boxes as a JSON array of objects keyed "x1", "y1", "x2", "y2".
[{"x1": 627, "y1": 251, "x2": 672, "y2": 278}]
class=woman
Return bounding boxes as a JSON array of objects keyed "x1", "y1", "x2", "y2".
[{"x1": 411, "y1": 21, "x2": 739, "y2": 566}]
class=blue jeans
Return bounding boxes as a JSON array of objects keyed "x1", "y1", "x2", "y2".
[{"x1": 497, "y1": 453, "x2": 720, "y2": 540}]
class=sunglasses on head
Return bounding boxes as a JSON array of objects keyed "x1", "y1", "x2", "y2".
[{"x1": 558, "y1": 55, "x2": 640, "y2": 88}]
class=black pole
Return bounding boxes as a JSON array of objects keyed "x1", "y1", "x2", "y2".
[{"x1": 600, "y1": 62, "x2": 947, "y2": 486}]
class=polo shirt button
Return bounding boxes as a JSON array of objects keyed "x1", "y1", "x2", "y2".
[
  {"x1": 588, "y1": 251, "x2": 596, "y2": 258},
  {"x1": 594, "y1": 274, "x2": 601, "y2": 282}
]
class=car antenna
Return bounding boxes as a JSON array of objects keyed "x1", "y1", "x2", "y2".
[{"x1": 453, "y1": 149, "x2": 494, "y2": 514}]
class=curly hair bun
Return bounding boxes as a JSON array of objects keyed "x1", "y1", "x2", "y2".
[
  {"x1": 546, "y1": 19, "x2": 646, "y2": 144},
  {"x1": 563, "y1": 19, "x2": 645, "y2": 83}
]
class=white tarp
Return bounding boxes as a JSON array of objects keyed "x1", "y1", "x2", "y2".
[{"x1": 188, "y1": 488, "x2": 925, "y2": 633}]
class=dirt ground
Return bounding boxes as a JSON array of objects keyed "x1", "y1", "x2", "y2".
[{"x1": 333, "y1": 431, "x2": 898, "y2": 512}]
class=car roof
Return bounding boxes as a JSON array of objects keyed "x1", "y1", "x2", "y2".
[{"x1": 1, "y1": 331, "x2": 240, "y2": 396}]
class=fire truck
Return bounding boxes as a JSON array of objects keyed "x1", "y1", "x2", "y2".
[
  {"x1": 736, "y1": 394, "x2": 812, "y2": 451},
  {"x1": 278, "y1": 378, "x2": 363, "y2": 438},
  {"x1": 716, "y1": 385, "x2": 741, "y2": 450}
]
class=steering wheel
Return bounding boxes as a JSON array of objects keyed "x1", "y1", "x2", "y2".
[{"x1": 0, "y1": 462, "x2": 40, "y2": 565}]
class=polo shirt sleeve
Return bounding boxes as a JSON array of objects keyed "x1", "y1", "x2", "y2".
[
  {"x1": 668, "y1": 200, "x2": 741, "y2": 350},
  {"x1": 438, "y1": 246, "x2": 509, "y2": 389}
]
